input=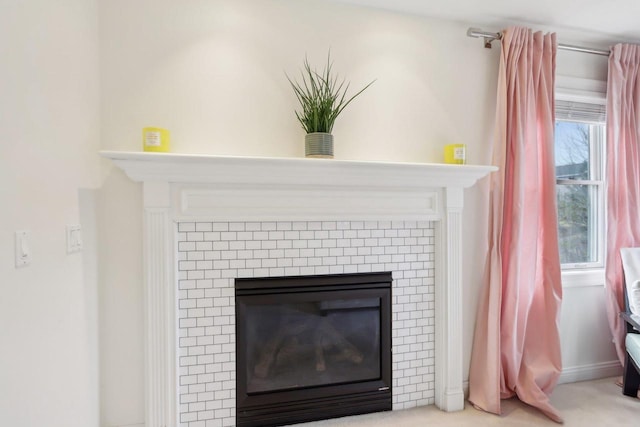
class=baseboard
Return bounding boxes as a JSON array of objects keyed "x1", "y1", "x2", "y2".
[
  {"x1": 558, "y1": 360, "x2": 622, "y2": 384},
  {"x1": 460, "y1": 361, "x2": 620, "y2": 400}
]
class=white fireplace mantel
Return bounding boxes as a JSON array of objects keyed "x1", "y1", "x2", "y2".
[{"x1": 101, "y1": 151, "x2": 496, "y2": 427}]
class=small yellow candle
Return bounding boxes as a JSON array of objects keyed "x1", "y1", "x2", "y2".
[
  {"x1": 142, "y1": 127, "x2": 170, "y2": 152},
  {"x1": 444, "y1": 144, "x2": 466, "y2": 164}
]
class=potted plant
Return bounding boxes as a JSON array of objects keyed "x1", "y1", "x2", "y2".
[{"x1": 287, "y1": 53, "x2": 375, "y2": 158}]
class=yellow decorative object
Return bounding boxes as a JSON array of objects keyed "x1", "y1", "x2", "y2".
[
  {"x1": 444, "y1": 144, "x2": 466, "y2": 164},
  {"x1": 142, "y1": 127, "x2": 170, "y2": 152}
]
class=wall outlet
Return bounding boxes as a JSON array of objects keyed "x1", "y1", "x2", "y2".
[
  {"x1": 15, "y1": 230, "x2": 31, "y2": 268},
  {"x1": 66, "y1": 225, "x2": 83, "y2": 253}
]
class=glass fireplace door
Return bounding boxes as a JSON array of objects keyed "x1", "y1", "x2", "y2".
[{"x1": 243, "y1": 293, "x2": 382, "y2": 394}]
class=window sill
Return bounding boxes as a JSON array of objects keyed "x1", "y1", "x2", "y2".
[{"x1": 561, "y1": 268, "x2": 605, "y2": 288}]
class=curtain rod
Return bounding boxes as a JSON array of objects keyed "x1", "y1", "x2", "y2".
[{"x1": 466, "y1": 27, "x2": 610, "y2": 57}]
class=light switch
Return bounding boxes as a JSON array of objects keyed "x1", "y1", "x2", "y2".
[
  {"x1": 66, "y1": 225, "x2": 83, "y2": 253},
  {"x1": 15, "y1": 230, "x2": 31, "y2": 268}
]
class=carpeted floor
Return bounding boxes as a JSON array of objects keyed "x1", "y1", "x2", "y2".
[{"x1": 297, "y1": 377, "x2": 639, "y2": 426}]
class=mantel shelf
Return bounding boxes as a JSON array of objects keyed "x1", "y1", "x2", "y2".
[{"x1": 100, "y1": 151, "x2": 497, "y2": 190}]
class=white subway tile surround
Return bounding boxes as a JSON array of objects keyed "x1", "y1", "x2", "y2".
[{"x1": 177, "y1": 220, "x2": 436, "y2": 427}]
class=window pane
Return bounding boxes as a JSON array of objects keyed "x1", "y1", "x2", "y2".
[
  {"x1": 555, "y1": 122, "x2": 590, "y2": 179},
  {"x1": 556, "y1": 184, "x2": 597, "y2": 264}
]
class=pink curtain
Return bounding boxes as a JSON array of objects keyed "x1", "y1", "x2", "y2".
[
  {"x1": 468, "y1": 27, "x2": 564, "y2": 423},
  {"x1": 605, "y1": 44, "x2": 640, "y2": 365}
]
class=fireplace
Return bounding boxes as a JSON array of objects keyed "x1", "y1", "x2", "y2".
[
  {"x1": 235, "y1": 273, "x2": 392, "y2": 426},
  {"x1": 101, "y1": 151, "x2": 496, "y2": 426}
]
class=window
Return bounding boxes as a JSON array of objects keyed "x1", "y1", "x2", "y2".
[{"x1": 555, "y1": 97, "x2": 606, "y2": 269}]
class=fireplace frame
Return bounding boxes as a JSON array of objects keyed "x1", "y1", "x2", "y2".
[
  {"x1": 235, "y1": 272, "x2": 392, "y2": 426},
  {"x1": 101, "y1": 151, "x2": 496, "y2": 426}
]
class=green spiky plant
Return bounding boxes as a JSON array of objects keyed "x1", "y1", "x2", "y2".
[{"x1": 287, "y1": 53, "x2": 375, "y2": 134}]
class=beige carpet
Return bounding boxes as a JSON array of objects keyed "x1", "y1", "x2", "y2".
[{"x1": 297, "y1": 377, "x2": 639, "y2": 426}]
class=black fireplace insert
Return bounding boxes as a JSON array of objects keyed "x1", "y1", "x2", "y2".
[{"x1": 235, "y1": 272, "x2": 392, "y2": 426}]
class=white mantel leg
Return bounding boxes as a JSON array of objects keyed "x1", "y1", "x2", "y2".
[
  {"x1": 435, "y1": 186, "x2": 465, "y2": 411},
  {"x1": 143, "y1": 181, "x2": 175, "y2": 427}
]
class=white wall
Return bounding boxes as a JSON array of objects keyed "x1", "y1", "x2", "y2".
[
  {"x1": 98, "y1": 0, "x2": 618, "y2": 425},
  {"x1": 0, "y1": 1, "x2": 101, "y2": 427}
]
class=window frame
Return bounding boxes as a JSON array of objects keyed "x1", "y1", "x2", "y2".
[{"x1": 554, "y1": 89, "x2": 606, "y2": 271}]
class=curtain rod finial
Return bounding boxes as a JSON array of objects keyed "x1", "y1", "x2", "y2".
[{"x1": 466, "y1": 27, "x2": 481, "y2": 37}]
